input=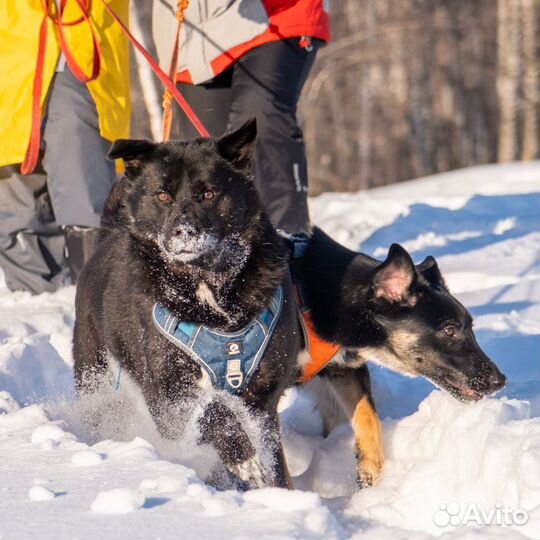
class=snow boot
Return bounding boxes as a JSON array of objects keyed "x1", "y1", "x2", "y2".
[{"x1": 63, "y1": 226, "x2": 99, "y2": 285}]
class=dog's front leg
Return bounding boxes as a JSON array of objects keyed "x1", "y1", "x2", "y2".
[
  {"x1": 198, "y1": 399, "x2": 268, "y2": 490},
  {"x1": 351, "y1": 393, "x2": 384, "y2": 488},
  {"x1": 253, "y1": 409, "x2": 293, "y2": 490},
  {"x1": 323, "y1": 363, "x2": 385, "y2": 488}
]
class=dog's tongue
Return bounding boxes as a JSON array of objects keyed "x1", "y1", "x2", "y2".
[{"x1": 459, "y1": 387, "x2": 483, "y2": 401}]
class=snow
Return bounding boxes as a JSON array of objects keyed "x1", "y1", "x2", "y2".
[
  {"x1": 31, "y1": 421, "x2": 77, "y2": 445},
  {"x1": 346, "y1": 394, "x2": 540, "y2": 539},
  {"x1": 28, "y1": 485, "x2": 56, "y2": 502},
  {"x1": 71, "y1": 449, "x2": 104, "y2": 467},
  {"x1": 244, "y1": 487, "x2": 322, "y2": 512},
  {"x1": 0, "y1": 161, "x2": 539, "y2": 539},
  {"x1": 90, "y1": 488, "x2": 146, "y2": 514}
]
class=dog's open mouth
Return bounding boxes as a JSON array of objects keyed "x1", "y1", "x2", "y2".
[
  {"x1": 166, "y1": 248, "x2": 208, "y2": 262},
  {"x1": 175, "y1": 249, "x2": 198, "y2": 257},
  {"x1": 432, "y1": 377, "x2": 485, "y2": 402}
]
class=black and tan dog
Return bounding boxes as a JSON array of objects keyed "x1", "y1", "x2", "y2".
[
  {"x1": 73, "y1": 120, "x2": 299, "y2": 490},
  {"x1": 291, "y1": 228, "x2": 507, "y2": 487}
]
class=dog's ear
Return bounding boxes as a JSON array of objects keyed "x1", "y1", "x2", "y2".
[
  {"x1": 417, "y1": 255, "x2": 448, "y2": 290},
  {"x1": 108, "y1": 139, "x2": 156, "y2": 179},
  {"x1": 373, "y1": 244, "x2": 418, "y2": 305},
  {"x1": 216, "y1": 118, "x2": 257, "y2": 172}
]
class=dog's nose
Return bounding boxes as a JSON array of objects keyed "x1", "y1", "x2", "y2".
[
  {"x1": 489, "y1": 370, "x2": 507, "y2": 391},
  {"x1": 175, "y1": 224, "x2": 199, "y2": 236}
]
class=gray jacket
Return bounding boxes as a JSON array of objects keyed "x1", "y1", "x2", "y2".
[{"x1": 152, "y1": 0, "x2": 269, "y2": 84}]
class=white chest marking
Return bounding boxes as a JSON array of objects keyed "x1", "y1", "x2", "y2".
[{"x1": 196, "y1": 282, "x2": 228, "y2": 318}]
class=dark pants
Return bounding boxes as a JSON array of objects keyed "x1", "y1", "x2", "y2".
[
  {"x1": 0, "y1": 68, "x2": 115, "y2": 294},
  {"x1": 176, "y1": 39, "x2": 319, "y2": 233},
  {"x1": 0, "y1": 171, "x2": 68, "y2": 293}
]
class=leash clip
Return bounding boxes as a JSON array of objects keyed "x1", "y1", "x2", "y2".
[{"x1": 299, "y1": 36, "x2": 313, "y2": 52}]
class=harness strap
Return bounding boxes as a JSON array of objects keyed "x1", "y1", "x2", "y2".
[
  {"x1": 296, "y1": 305, "x2": 341, "y2": 383},
  {"x1": 153, "y1": 286, "x2": 283, "y2": 394},
  {"x1": 284, "y1": 233, "x2": 342, "y2": 383},
  {"x1": 114, "y1": 363, "x2": 122, "y2": 391}
]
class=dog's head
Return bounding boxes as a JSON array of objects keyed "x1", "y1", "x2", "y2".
[
  {"x1": 353, "y1": 245, "x2": 506, "y2": 401},
  {"x1": 107, "y1": 119, "x2": 263, "y2": 271}
]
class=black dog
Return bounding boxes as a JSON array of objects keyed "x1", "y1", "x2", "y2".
[
  {"x1": 291, "y1": 228, "x2": 507, "y2": 487},
  {"x1": 73, "y1": 120, "x2": 299, "y2": 489}
]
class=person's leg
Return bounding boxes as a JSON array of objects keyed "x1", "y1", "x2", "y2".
[
  {"x1": 227, "y1": 39, "x2": 320, "y2": 233},
  {"x1": 0, "y1": 168, "x2": 67, "y2": 294},
  {"x1": 42, "y1": 68, "x2": 115, "y2": 228},
  {"x1": 42, "y1": 67, "x2": 115, "y2": 283},
  {"x1": 175, "y1": 68, "x2": 233, "y2": 139}
]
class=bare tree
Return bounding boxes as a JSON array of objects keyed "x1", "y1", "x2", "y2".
[
  {"x1": 129, "y1": 1, "x2": 540, "y2": 193},
  {"x1": 300, "y1": 0, "x2": 539, "y2": 194}
]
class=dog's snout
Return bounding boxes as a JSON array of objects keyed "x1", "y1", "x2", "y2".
[
  {"x1": 177, "y1": 202, "x2": 188, "y2": 213},
  {"x1": 489, "y1": 370, "x2": 507, "y2": 391}
]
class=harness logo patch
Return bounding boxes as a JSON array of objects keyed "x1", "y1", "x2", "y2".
[{"x1": 226, "y1": 341, "x2": 243, "y2": 356}]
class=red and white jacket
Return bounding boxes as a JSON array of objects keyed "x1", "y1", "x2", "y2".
[{"x1": 153, "y1": 0, "x2": 331, "y2": 85}]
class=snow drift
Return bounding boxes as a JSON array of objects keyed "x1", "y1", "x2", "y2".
[{"x1": 0, "y1": 161, "x2": 539, "y2": 539}]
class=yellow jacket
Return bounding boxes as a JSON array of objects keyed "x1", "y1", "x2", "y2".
[{"x1": 0, "y1": 0, "x2": 130, "y2": 167}]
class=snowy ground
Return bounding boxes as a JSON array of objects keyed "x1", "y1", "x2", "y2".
[{"x1": 1, "y1": 162, "x2": 539, "y2": 540}]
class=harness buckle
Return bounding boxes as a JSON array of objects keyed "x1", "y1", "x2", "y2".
[{"x1": 226, "y1": 359, "x2": 244, "y2": 389}]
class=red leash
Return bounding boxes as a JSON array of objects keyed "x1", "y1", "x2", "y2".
[
  {"x1": 22, "y1": 0, "x2": 102, "y2": 175},
  {"x1": 21, "y1": 14, "x2": 49, "y2": 175},
  {"x1": 22, "y1": 0, "x2": 209, "y2": 175},
  {"x1": 56, "y1": 0, "x2": 102, "y2": 83},
  {"x1": 98, "y1": 0, "x2": 209, "y2": 138},
  {"x1": 162, "y1": 0, "x2": 191, "y2": 142}
]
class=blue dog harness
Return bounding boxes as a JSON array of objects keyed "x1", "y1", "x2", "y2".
[{"x1": 152, "y1": 287, "x2": 283, "y2": 394}]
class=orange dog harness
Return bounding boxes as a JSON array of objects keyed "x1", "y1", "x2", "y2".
[
  {"x1": 287, "y1": 233, "x2": 342, "y2": 383},
  {"x1": 296, "y1": 304, "x2": 341, "y2": 383}
]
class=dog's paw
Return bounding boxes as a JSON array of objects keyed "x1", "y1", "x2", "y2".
[
  {"x1": 357, "y1": 457, "x2": 384, "y2": 489},
  {"x1": 227, "y1": 457, "x2": 268, "y2": 490}
]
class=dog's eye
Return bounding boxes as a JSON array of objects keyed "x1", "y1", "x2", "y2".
[
  {"x1": 157, "y1": 191, "x2": 172, "y2": 204},
  {"x1": 203, "y1": 190, "x2": 215, "y2": 201},
  {"x1": 443, "y1": 325, "x2": 456, "y2": 337}
]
